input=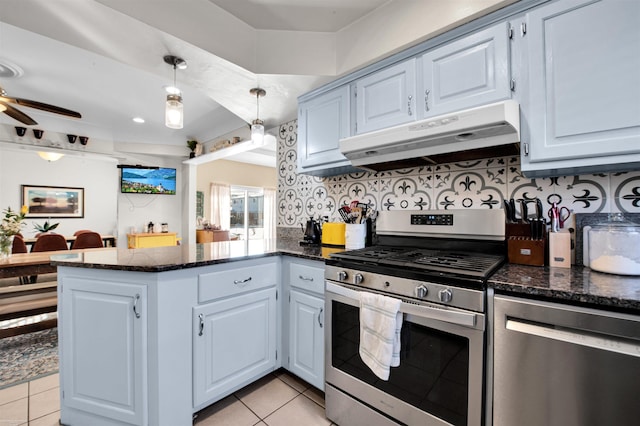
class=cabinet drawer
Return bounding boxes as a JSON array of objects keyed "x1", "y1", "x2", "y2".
[
  {"x1": 289, "y1": 263, "x2": 324, "y2": 295},
  {"x1": 198, "y1": 263, "x2": 277, "y2": 303}
]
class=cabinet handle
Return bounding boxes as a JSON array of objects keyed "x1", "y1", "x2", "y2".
[
  {"x1": 133, "y1": 293, "x2": 141, "y2": 319},
  {"x1": 425, "y1": 90, "x2": 430, "y2": 112},
  {"x1": 198, "y1": 313, "x2": 204, "y2": 336},
  {"x1": 407, "y1": 95, "x2": 413, "y2": 116},
  {"x1": 233, "y1": 277, "x2": 252, "y2": 286},
  {"x1": 298, "y1": 275, "x2": 314, "y2": 282},
  {"x1": 318, "y1": 308, "x2": 324, "y2": 328}
]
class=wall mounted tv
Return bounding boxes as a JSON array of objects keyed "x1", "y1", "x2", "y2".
[{"x1": 120, "y1": 166, "x2": 177, "y2": 195}]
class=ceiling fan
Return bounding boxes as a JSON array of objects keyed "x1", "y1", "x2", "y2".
[{"x1": 0, "y1": 84, "x2": 82, "y2": 125}]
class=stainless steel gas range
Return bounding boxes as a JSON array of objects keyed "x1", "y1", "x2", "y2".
[{"x1": 324, "y1": 209, "x2": 506, "y2": 426}]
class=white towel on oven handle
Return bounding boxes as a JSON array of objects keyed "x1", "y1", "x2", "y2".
[{"x1": 359, "y1": 291, "x2": 403, "y2": 381}]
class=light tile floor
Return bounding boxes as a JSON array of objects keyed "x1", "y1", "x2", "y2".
[{"x1": 0, "y1": 370, "x2": 336, "y2": 426}]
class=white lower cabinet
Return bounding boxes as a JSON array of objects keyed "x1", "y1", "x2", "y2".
[
  {"x1": 193, "y1": 287, "x2": 277, "y2": 407},
  {"x1": 288, "y1": 289, "x2": 325, "y2": 390},
  {"x1": 60, "y1": 277, "x2": 148, "y2": 425},
  {"x1": 283, "y1": 258, "x2": 325, "y2": 390},
  {"x1": 58, "y1": 255, "x2": 326, "y2": 425}
]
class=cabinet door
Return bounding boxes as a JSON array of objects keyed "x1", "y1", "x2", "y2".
[
  {"x1": 356, "y1": 59, "x2": 417, "y2": 134},
  {"x1": 298, "y1": 85, "x2": 352, "y2": 172},
  {"x1": 193, "y1": 287, "x2": 277, "y2": 406},
  {"x1": 419, "y1": 23, "x2": 511, "y2": 118},
  {"x1": 61, "y1": 279, "x2": 147, "y2": 425},
  {"x1": 524, "y1": 0, "x2": 640, "y2": 166},
  {"x1": 289, "y1": 290, "x2": 324, "y2": 390}
]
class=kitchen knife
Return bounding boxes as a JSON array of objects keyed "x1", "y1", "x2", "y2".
[
  {"x1": 504, "y1": 200, "x2": 513, "y2": 223},
  {"x1": 508, "y1": 199, "x2": 517, "y2": 222},
  {"x1": 535, "y1": 198, "x2": 544, "y2": 220},
  {"x1": 519, "y1": 200, "x2": 529, "y2": 223}
]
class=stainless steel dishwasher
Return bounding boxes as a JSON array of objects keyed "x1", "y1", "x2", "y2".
[{"x1": 493, "y1": 295, "x2": 640, "y2": 426}]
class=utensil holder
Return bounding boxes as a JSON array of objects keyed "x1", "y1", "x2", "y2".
[{"x1": 345, "y1": 223, "x2": 366, "y2": 250}]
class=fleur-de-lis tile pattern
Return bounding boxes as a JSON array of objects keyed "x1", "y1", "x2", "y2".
[{"x1": 276, "y1": 119, "x2": 640, "y2": 228}]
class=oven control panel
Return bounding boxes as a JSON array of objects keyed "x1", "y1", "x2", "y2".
[{"x1": 410, "y1": 214, "x2": 453, "y2": 226}]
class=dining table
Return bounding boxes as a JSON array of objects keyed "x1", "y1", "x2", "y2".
[{"x1": 0, "y1": 247, "x2": 115, "y2": 279}]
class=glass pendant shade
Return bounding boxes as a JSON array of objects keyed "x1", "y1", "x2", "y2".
[
  {"x1": 165, "y1": 94, "x2": 183, "y2": 129},
  {"x1": 251, "y1": 120, "x2": 264, "y2": 145}
]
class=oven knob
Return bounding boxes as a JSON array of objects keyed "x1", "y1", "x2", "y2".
[
  {"x1": 354, "y1": 273, "x2": 364, "y2": 285},
  {"x1": 438, "y1": 288, "x2": 453, "y2": 303},
  {"x1": 415, "y1": 285, "x2": 428, "y2": 298},
  {"x1": 337, "y1": 271, "x2": 348, "y2": 281}
]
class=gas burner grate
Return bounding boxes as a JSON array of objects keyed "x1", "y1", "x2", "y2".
[{"x1": 381, "y1": 250, "x2": 504, "y2": 277}]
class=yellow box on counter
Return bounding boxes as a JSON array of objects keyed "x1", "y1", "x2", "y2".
[{"x1": 322, "y1": 222, "x2": 346, "y2": 247}]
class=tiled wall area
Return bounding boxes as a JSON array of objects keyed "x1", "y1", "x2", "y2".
[{"x1": 276, "y1": 119, "x2": 640, "y2": 228}]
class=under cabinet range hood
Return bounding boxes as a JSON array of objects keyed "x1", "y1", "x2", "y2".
[{"x1": 339, "y1": 100, "x2": 521, "y2": 171}]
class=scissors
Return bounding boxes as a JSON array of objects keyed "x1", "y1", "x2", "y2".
[{"x1": 547, "y1": 203, "x2": 571, "y2": 229}]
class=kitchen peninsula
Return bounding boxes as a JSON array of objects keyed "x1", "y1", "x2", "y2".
[{"x1": 52, "y1": 241, "x2": 290, "y2": 426}]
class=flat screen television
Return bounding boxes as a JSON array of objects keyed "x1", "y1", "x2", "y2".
[{"x1": 120, "y1": 166, "x2": 177, "y2": 194}]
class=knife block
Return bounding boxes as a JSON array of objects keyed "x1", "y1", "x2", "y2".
[{"x1": 506, "y1": 223, "x2": 546, "y2": 266}]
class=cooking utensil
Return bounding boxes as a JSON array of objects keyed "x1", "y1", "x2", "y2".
[{"x1": 338, "y1": 206, "x2": 351, "y2": 223}]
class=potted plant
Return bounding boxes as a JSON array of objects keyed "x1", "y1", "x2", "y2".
[
  {"x1": 0, "y1": 206, "x2": 27, "y2": 258},
  {"x1": 34, "y1": 219, "x2": 60, "y2": 236},
  {"x1": 187, "y1": 140, "x2": 198, "y2": 158}
]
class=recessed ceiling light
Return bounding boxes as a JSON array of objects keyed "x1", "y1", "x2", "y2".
[
  {"x1": 0, "y1": 59, "x2": 24, "y2": 78},
  {"x1": 132, "y1": 117, "x2": 145, "y2": 123}
]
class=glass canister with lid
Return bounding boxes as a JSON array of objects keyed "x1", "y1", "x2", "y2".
[{"x1": 583, "y1": 213, "x2": 640, "y2": 275}]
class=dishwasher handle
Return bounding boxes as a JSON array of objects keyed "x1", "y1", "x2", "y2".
[{"x1": 506, "y1": 318, "x2": 640, "y2": 358}]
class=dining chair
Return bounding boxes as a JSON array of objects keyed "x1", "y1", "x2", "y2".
[
  {"x1": 71, "y1": 231, "x2": 104, "y2": 249},
  {"x1": 11, "y1": 234, "x2": 28, "y2": 254},
  {"x1": 11, "y1": 234, "x2": 29, "y2": 285},
  {"x1": 31, "y1": 233, "x2": 69, "y2": 252},
  {"x1": 30, "y1": 233, "x2": 69, "y2": 283}
]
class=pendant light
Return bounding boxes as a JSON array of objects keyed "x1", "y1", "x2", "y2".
[
  {"x1": 163, "y1": 55, "x2": 187, "y2": 129},
  {"x1": 250, "y1": 88, "x2": 266, "y2": 145}
]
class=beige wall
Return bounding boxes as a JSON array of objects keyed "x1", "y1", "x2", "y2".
[{"x1": 197, "y1": 159, "x2": 276, "y2": 221}]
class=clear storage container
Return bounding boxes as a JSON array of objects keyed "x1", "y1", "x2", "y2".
[{"x1": 583, "y1": 213, "x2": 640, "y2": 275}]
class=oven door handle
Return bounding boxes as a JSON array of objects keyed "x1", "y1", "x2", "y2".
[{"x1": 326, "y1": 281, "x2": 478, "y2": 328}]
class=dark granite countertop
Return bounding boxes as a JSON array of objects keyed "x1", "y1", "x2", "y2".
[
  {"x1": 50, "y1": 239, "x2": 328, "y2": 273},
  {"x1": 51, "y1": 239, "x2": 639, "y2": 313},
  {"x1": 490, "y1": 264, "x2": 640, "y2": 313}
]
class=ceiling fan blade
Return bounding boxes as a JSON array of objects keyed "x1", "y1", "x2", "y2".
[
  {"x1": 3, "y1": 96, "x2": 81, "y2": 119},
  {"x1": 0, "y1": 100, "x2": 38, "y2": 125}
]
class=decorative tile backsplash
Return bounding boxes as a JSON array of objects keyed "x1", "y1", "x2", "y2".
[{"x1": 277, "y1": 119, "x2": 640, "y2": 228}]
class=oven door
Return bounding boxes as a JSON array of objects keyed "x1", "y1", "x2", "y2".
[{"x1": 325, "y1": 281, "x2": 485, "y2": 426}]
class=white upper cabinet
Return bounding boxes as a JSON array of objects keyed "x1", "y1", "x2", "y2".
[
  {"x1": 521, "y1": 0, "x2": 640, "y2": 176},
  {"x1": 297, "y1": 85, "x2": 360, "y2": 176},
  {"x1": 355, "y1": 59, "x2": 417, "y2": 134},
  {"x1": 419, "y1": 23, "x2": 511, "y2": 118}
]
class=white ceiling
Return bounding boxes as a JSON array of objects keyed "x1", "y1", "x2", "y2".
[
  {"x1": 0, "y1": 0, "x2": 513, "y2": 167},
  {"x1": 209, "y1": 0, "x2": 390, "y2": 32}
]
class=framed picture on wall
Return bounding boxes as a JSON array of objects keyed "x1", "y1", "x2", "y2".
[{"x1": 22, "y1": 185, "x2": 85, "y2": 218}]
